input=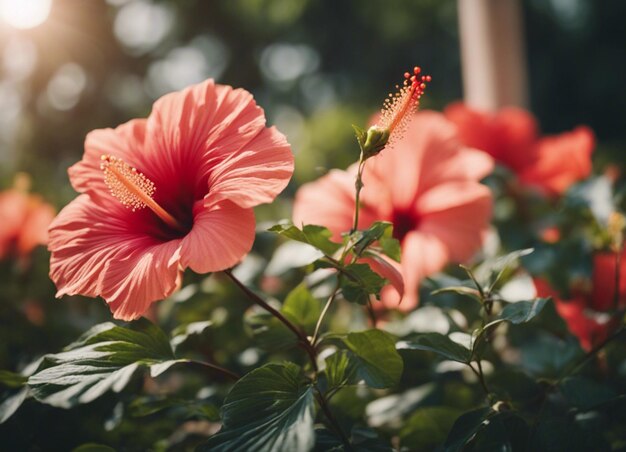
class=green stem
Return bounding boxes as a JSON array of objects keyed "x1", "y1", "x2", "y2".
[
  {"x1": 223, "y1": 270, "x2": 318, "y2": 372},
  {"x1": 561, "y1": 326, "x2": 625, "y2": 380},
  {"x1": 351, "y1": 154, "x2": 366, "y2": 234},
  {"x1": 315, "y1": 388, "x2": 353, "y2": 451},
  {"x1": 468, "y1": 362, "x2": 490, "y2": 397},
  {"x1": 312, "y1": 278, "x2": 342, "y2": 346}
]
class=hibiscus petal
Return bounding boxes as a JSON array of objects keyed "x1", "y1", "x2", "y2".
[
  {"x1": 180, "y1": 201, "x2": 255, "y2": 273},
  {"x1": 48, "y1": 195, "x2": 183, "y2": 320},
  {"x1": 144, "y1": 79, "x2": 292, "y2": 206},
  {"x1": 416, "y1": 181, "x2": 493, "y2": 216},
  {"x1": 380, "y1": 231, "x2": 449, "y2": 311},
  {"x1": 206, "y1": 126, "x2": 294, "y2": 209},
  {"x1": 103, "y1": 240, "x2": 183, "y2": 321},
  {"x1": 418, "y1": 189, "x2": 492, "y2": 263},
  {"x1": 17, "y1": 198, "x2": 55, "y2": 257},
  {"x1": 520, "y1": 126, "x2": 595, "y2": 196},
  {"x1": 69, "y1": 119, "x2": 148, "y2": 205}
]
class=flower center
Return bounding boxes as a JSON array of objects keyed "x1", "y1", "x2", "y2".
[
  {"x1": 100, "y1": 155, "x2": 186, "y2": 233},
  {"x1": 391, "y1": 208, "x2": 420, "y2": 242}
]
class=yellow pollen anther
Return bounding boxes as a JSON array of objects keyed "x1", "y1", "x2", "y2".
[{"x1": 100, "y1": 155, "x2": 185, "y2": 232}]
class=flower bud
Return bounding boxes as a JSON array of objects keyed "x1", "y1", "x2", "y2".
[{"x1": 362, "y1": 126, "x2": 390, "y2": 159}]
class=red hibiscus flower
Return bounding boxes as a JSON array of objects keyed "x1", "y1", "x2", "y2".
[
  {"x1": 444, "y1": 102, "x2": 595, "y2": 196},
  {"x1": 49, "y1": 79, "x2": 294, "y2": 320},
  {"x1": 534, "y1": 248, "x2": 625, "y2": 351},
  {"x1": 0, "y1": 187, "x2": 55, "y2": 260},
  {"x1": 293, "y1": 111, "x2": 494, "y2": 310}
]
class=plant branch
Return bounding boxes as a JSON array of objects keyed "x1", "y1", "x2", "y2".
[
  {"x1": 223, "y1": 270, "x2": 318, "y2": 372},
  {"x1": 468, "y1": 361, "x2": 490, "y2": 397},
  {"x1": 312, "y1": 278, "x2": 342, "y2": 345},
  {"x1": 561, "y1": 326, "x2": 626, "y2": 380},
  {"x1": 189, "y1": 360, "x2": 240, "y2": 381},
  {"x1": 315, "y1": 387, "x2": 353, "y2": 451},
  {"x1": 351, "y1": 154, "x2": 366, "y2": 234}
]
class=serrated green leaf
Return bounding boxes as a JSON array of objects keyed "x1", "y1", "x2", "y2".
[
  {"x1": 342, "y1": 330, "x2": 403, "y2": 389},
  {"x1": 444, "y1": 407, "x2": 491, "y2": 451},
  {"x1": 28, "y1": 319, "x2": 175, "y2": 408},
  {"x1": 269, "y1": 223, "x2": 342, "y2": 256},
  {"x1": 324, "y1": 350, "x2": 359, "y2": 391},
  {"x1": 199, "y1": 362, "x2": 316, "y2": 452},
  {"x1": 340, "y1": 263, "x2": 387, "y2": 305},
  {"x1": 282, "y1": 284, "x2": 321, "y2": 334},
  {"x1": 398, "y1": 333, "x2": 471, "y2": 363}
]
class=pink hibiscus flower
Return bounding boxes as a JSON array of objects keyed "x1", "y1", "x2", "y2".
[
  {"x1": 0, "y1": 188, "x2": 55, "y2": 260},
  {"x1": 444, "y1": 102, "x2": 594, "y2": 196},
  {"x1": 49, "y1": 79, "x2": 294, "y2": 320},
  {"x1": 293, "y1": 111, "x2": 494, "y2": 310}
]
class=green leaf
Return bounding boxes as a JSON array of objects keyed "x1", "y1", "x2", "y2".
[
  {"x1": 399, "y1": 406, "x2": 463, "y2": 450},
  {"x1": 72, "y1": 444, "x2": 116, "y2": 452},
  {"x1": 170, "y1": 320, "x2": 213, "y2": 350},
  {"x1": 0, "y1": 387, "x2": 29, "y2": 424},
  {"x1": 352, "y1": 221, "x2": 392, "y2": 255},
  {"x1": 323, "y1": 350, "x2": 359, "y2": 391},
  {"x1": 498, "y1": 298, "x2": 549, "y2": 324},
  {"x1": 560, "y1": 376, "x2": 618, "y2": 411},
  {"x1": 472, "y1": 248, "x2": 533, "y2": 292},
  {"x1": 244, "y1": 309, "x2": 297, "y2": 351},
  {"x1": 471, "y1": 413, "x2": 529, "y2": 451},
  {"x1": 431, "y1": 286, "x2": 482, "y2": 303},
  {"x1": 0, "y1": 370, "x2": 28, "y2": 389},
  {"x1": 488, "y1": 370, "x2": 542, "y2": 408},
  {"x1": 199, "y1": 362, "x2": 316, "y2": 452},
  {"x1": 340, "y1": 263, "x2": 387, "y2": 305},
  {"x1": 342, "y1": 330, "x2": 403, "y2": 389},
  {"x1": 282, "y1": 284, "x2": 321, "y2": 334},
  {"x1": 28, "y1": 319, "x2": 176, "y2": 408},
  {"x1": 398, "y1": 333, "x2": 471, "y2": 363},
  {"x1": 129, "y1": 395, "x2": 220, "y2": 421},
  {"x1": 352, "y1": 124, "x2": 367, "y2": 148},
  {"x1": 269, "y1": 222, "x2": 342, "y2": 256},
  {"x1": 379, "y1": 237, "x2": 401, "y2": 263},
  {"x1": 444, "y1": 407, "x2": 491, "y2": 451}
]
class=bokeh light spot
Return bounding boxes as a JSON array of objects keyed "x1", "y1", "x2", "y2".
[{"x1": 0, "y1": 0, "x2": 51, "y2": 30}]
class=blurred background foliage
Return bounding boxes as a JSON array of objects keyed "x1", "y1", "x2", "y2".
[
  {"x1": 1, "y1": 0, "x2": 624, "y2": 206},
  {"x1": 0, "y1": 0, "x2": 625, "y2": 450}
]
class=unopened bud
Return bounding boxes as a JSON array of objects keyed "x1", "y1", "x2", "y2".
[{"x1": 362, "y1": 126, "x2": 390, "y2": 159}]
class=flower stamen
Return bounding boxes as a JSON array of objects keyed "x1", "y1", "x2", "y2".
[
  {"x1": 377, "y1": 66, "x2": 431, "y2": 146},
  {"x1": 100, "y1": 155, "x2": 185, "y2": 232}
]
